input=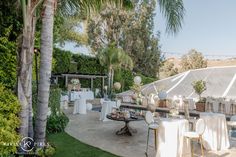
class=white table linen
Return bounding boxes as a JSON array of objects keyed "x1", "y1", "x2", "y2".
[
  {"x1": 200, "y1": 112, "x2": 230, "y2": 151},
  {"x1": 100, "y1": 101, "x2": 116, "y2": 122},
  {"x1": 156, "y1": 118, "x2": 191, "y2": 157},
  {"x1": 73, "y1": 98, "x2": 87, "y2": 114},
  {"x1": 71, "y1": 91, "x2": 94, "y2": 114},
  {"x1": 70, "y1": 91, "x2": 94, "y2": 102}
]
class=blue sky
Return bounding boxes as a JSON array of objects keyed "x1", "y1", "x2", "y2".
[
  {"x1": 155, "y1": 0, "x2": 236, "y2": 58},
  {"x1": 63, "y1": 0, "x2": 236, "y2": 58}
]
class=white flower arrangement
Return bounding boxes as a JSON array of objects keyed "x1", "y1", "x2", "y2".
[{"x1": 71, "y1": 79, "x2": 80, "y2": 85}]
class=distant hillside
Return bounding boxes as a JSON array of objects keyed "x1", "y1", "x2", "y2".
[
  {"x1": 207, "y1": 58, "x2": 236, "y2": 67},
  {"x1": 166, "y1": 57, "x2": 236, "y2": 68},
  {"x1": 159, "y1": 57, "x2": 236, "y2": 79}
]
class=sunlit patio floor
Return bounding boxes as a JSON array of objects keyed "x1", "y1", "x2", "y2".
[{"x1": 64, "y1": 107, "x2": 236, "y2": 157}]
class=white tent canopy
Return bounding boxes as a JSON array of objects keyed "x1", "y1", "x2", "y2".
[{"x1": 118, "y1": 66, "x2": 236, "y2": 99}]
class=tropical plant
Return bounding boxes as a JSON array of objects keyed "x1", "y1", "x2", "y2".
[
  {"x1": 192, "y1": 80, "x2": 206, "y2": 102},
  {"x1": 97, "y1": 44, "x2": 133, "y2": 97},
  {"x1": 35, "y1": 0, "x2": 56, "y2": 146},
  {"x1": 0, "y1": 84, "x2": 21, "y2": 155}
]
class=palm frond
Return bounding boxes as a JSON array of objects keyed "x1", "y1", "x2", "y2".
[{"x1": 158, "y1": 0, "x2": 185, "y2": 34}]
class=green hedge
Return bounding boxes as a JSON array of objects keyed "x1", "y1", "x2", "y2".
[
  {"x1": 53, "y1": 48, "x2": 72, "y2": 74},
  {"x1": 53, "y1": 48, "x2": 157, "y2": 92},
  {"x1": 47, "y1": 87, "x2": 69, "y2": 134},
  {"x1": 0, "y1": 27, "x2": 17, "y2": 89},
  {"x1": 0, "y1": 84, "x2": 20, "y2": 155}
]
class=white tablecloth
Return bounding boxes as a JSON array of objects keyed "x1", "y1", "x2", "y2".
[
  {"x1": 200, "y1": 112, "x2": 230, "y2": 151},
  {"x1": 100, "y1": 101, "x2": 116, "y2": 122},
  {"x1": 156, "y1": 118, "x2": 191, "y2": 157},
  {"x1": 73, "y1": 98, "x2": 87, "y2": 114},
  {"x1": 70, "y1": 91, "x2": 94, "y2": 102}
]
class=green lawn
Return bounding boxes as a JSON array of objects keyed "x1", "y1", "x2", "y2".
[{"x1": 47, "y1": 132, "x2": 118, "y2": 157}]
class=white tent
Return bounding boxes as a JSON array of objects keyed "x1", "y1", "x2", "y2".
[{"x1": 118, "y1": 66, "x2": 236, "y2": 99}]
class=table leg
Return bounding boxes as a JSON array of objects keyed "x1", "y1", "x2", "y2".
[{"x1": 116, "y1": 121, "x2": 137, "y2": 136}]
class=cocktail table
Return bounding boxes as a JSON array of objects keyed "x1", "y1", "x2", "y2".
[{"x1": 106, "y1": 114, "x2": 144, "y2": 136}]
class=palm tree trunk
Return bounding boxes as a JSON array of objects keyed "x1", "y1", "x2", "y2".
[
  {"x1": 18, "y1": 1, "x2": 37, "y2": 138},
  {"x1": 28, "y1": 13, "x2": 37, "y2": 138},
  {"x1": 35, "y1": 0, "x2": 56, "y2": 146}
]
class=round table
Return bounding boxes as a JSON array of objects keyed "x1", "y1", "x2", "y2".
[{"x1": 106, "y1": 114, "x2": 144, "y2": 136}]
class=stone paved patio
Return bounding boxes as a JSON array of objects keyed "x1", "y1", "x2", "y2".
[{"x1": 64, "y1": 108, "x2": 236, "y2": 157}]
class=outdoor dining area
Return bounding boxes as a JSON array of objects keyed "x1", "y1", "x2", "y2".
[{"x1": 61, "y1": 74, "x2": 236, "y2": 157}]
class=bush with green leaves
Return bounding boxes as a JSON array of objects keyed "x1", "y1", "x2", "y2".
[
  {"x1": 36, "y1": 144, "x2": 55, "y2": 157},
  {"x1": 46, "y1": 113, "x2": 69, "y2": 134},
  {"x1": 0, "y1": 84, "x2": 20, "y2": 155},
  {"x1": 46, "y1": 87, "x2": 69, "y2": 134},
  {"x1": 0, "y1": 27, "x2": 17, "y2": 89}
]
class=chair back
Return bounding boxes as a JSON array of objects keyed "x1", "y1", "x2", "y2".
[
  {"x1": 145, "y1": 111, "x2": 154, "y2": 125},
  {"x1": 196, "y1": 118, "x2": 206, "y2": 135}
]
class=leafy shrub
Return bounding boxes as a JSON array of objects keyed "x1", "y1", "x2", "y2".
[
  {"x1": 36, "y1": 144, "x2": 55, "y2": 157},
  {"x1": 46, "y1": 113, "x2": 69, "y2": 134},
  {"x1": 0, "y1": 84, "x2": 20, "y2": 155},
  {"x1": 0, "y1": 27, "x2": 17, "y2": 89},
  {"x1": 48, "y1": 87, "x2": 61, "y2": 115},
  {"x1": 46, "y1": 87, "x2": 69, "y2": 134}
]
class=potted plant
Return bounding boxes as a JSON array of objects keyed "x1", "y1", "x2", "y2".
[{"x1": 192, "y1": 80, "x2": 207, "y2": 112}]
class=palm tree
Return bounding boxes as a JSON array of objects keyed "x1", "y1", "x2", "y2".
[{"x1": 98, "y1": 44, "x2": 133, "y2": 98}]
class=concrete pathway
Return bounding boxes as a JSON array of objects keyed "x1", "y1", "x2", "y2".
[{"x1": 64, "y1": 108, "x2": 236, "y2": 157}]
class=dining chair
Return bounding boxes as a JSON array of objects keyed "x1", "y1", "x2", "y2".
[
  {"x1": 227, "y1": 115, "x2": 236, "y2": 140},
  {"x1": 145, "y1": 111, "x2": 159, "y2": 156},
  {"x1": 183, "y1": 118, "x2": 206, "y2": 157}
]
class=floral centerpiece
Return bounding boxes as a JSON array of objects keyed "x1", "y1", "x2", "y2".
[{"x1": 71, "y1": 79, "x2": 80, "y2": 90}]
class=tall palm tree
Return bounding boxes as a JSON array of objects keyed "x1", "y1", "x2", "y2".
[{"x1": 98, "y1": 44, "x2": 133, "y2": 97}]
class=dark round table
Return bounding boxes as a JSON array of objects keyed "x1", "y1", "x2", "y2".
[{"x1": 106, "y1": 114, "x2": 144, "y2": 136}]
